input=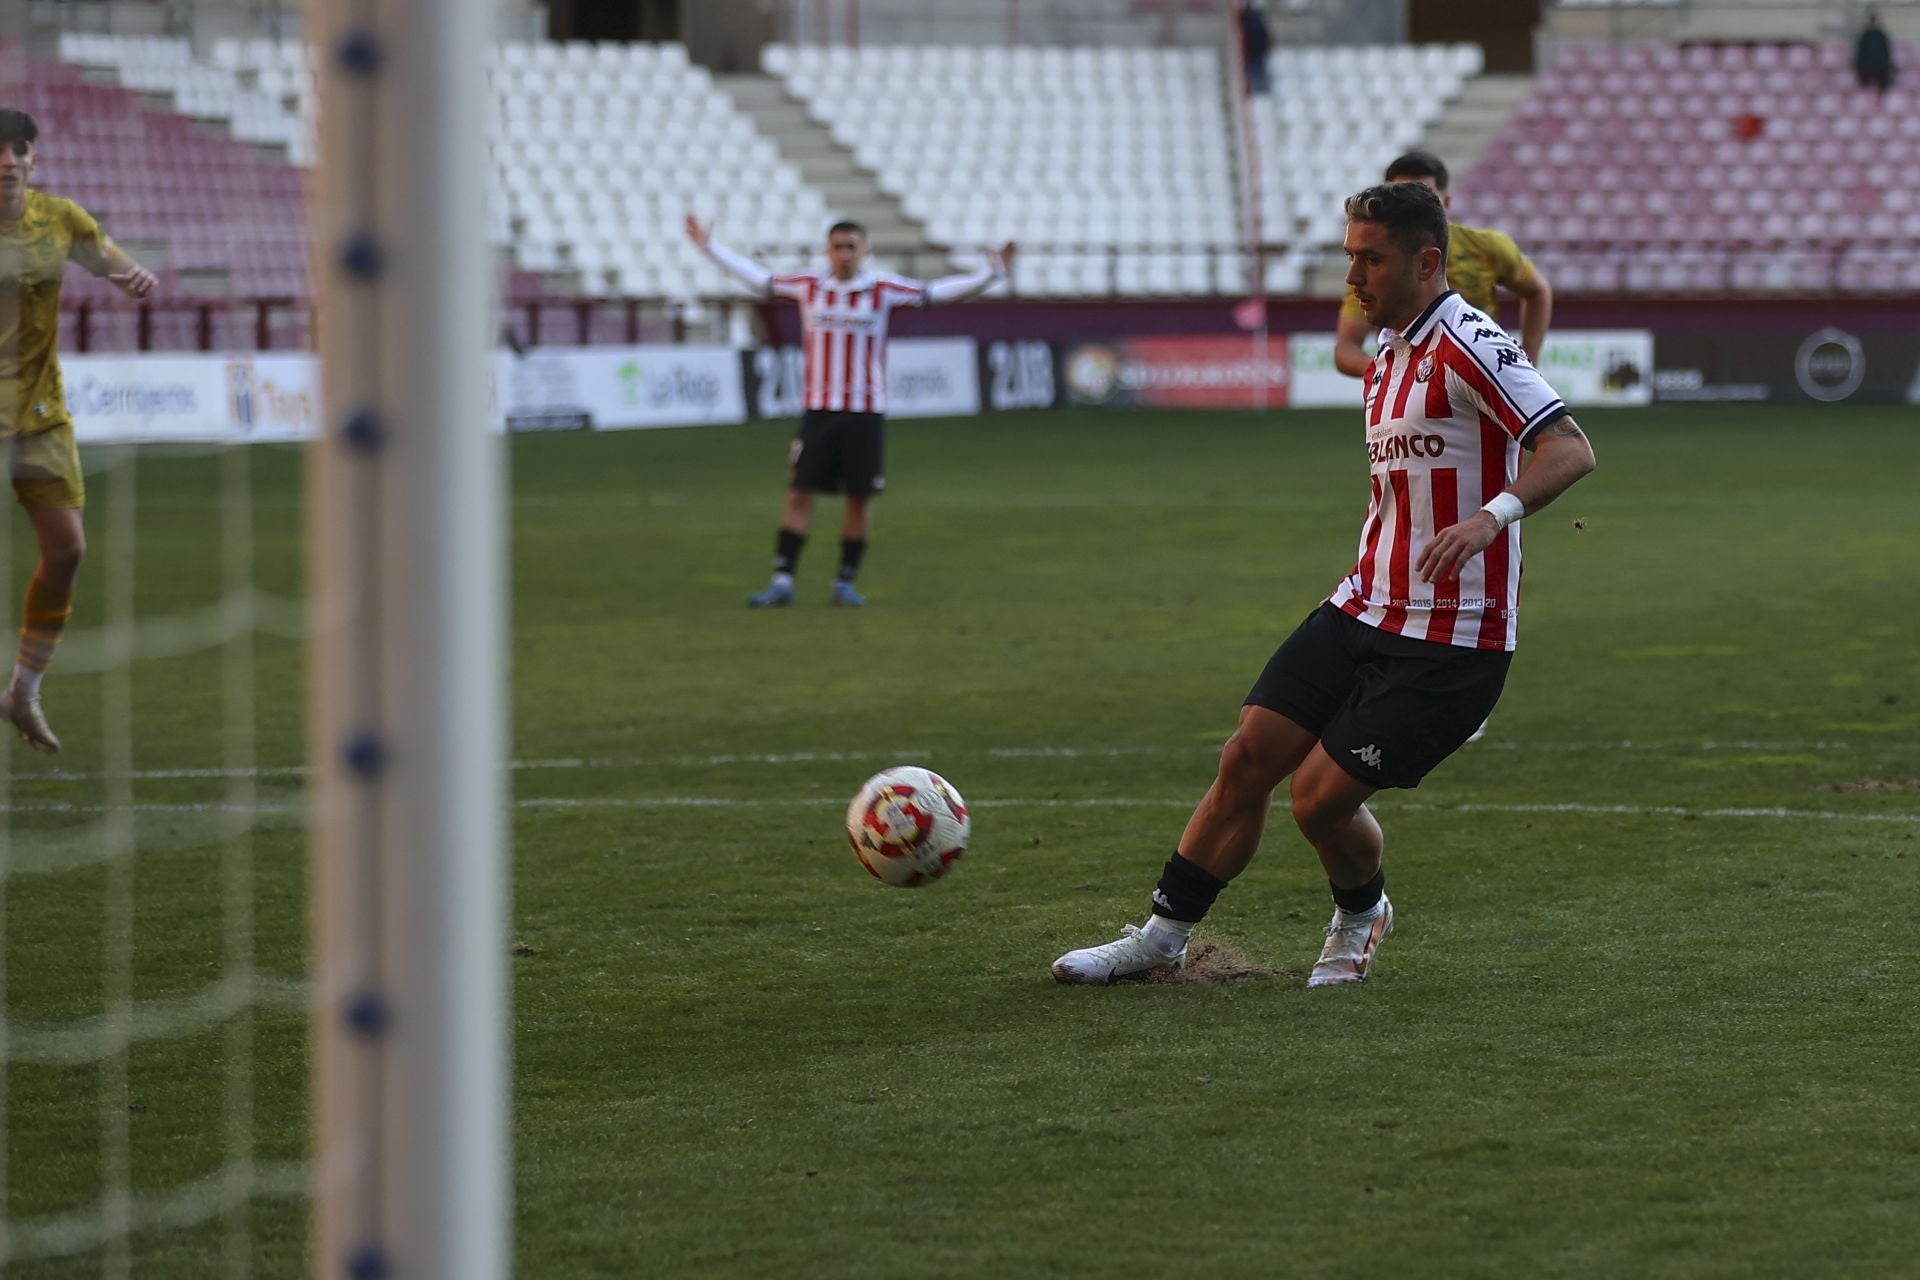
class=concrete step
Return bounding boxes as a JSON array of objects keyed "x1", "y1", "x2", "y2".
[
  {"x1": 793, "y1": 153, "x2": 864, "y2": 180},
  {"x1": 714, "y1": 74, "x2": 789, "y2": 108},
  {"x1": 711, "y1": 69, "x2": 942, "y2": 265},
  {"x1": 1420, "y1": 70, "x2": 1537, "y2": 181}
]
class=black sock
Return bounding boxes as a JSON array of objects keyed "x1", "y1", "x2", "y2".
[
  {"x1": 1150, "y1": 851, "x2": 1229, "y2": 923},
  {"x1": 775, "y1": 529, "x2": 806, "y2": 575},
  {"x1": 837, "y1": 538, "x2": 867, "y2": 583},
  {"x1": 1330, "y1": 869, "x2": 1385, "y2": 915}
]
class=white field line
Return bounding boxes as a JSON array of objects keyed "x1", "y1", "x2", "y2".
[
  {"x1": 1, "y1": 795, "x2": 1915, "y2": 826},
  {"x1": 10, "y1": 737, "x2": 1895, "y2": 785}
]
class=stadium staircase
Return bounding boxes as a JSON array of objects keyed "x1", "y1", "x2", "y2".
[
  {"x1": 1415, "y1": 74, "x2": 1536, "y2": 190},
  {"x1": 711, "y1": 73, "x2": 936, "y2": 268}
]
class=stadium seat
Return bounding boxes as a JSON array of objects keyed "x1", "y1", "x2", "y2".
[
  {"x1": 764, "y1": 42, "x2": 1259, "y2": 296},
  {"x1": 1458, "y1": 38, "x2": 1920, "y2": 293}
]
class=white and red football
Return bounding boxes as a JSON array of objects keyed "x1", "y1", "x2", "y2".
[{"x1": 846, "y1": 766, "x2": 971, "y2": 888}]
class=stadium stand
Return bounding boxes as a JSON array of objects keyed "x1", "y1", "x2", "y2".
[
  {"x1": 58, "y1": 32, "x2": 313, "y2": 163},
  {"x1": 59, "y1": 35, "x2": 836, "y2": 304},
  {"x1": 485, "y1": 41, "x2": 830, "y2": 300},
  {"x1": 1452, "y1": 39, "x2": 1920, "y2": 293},
  {"x1": 1251, "y1": 42, "x2": 1483, "y2": 285},
  {"x1": 30, "y1": 33, "x2": 1496, "y2": 308},
  {"x1": 25, "y1": 24, "x2": 1916, "y2": 335},
  {"x1": 763, "y1": 42, "x2": 1246, "y2": 297},
  {"x1": 5, "y1": 36, "x2": 309, "y2": 350}
]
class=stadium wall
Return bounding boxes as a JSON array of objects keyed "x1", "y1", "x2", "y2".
[{"x1": 54, "y1": 316, "x2": 1920, "y2": 446}]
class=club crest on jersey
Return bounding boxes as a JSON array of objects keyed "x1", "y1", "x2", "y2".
[{"x1": 1414, "y1": 355, "x2": 1435, "y2": 383}]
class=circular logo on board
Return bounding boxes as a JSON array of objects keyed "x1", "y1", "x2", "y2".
[
  {"x1": 1063, "y1": 345, "x2": 1121, "y2": 405},
  {"x1": 1794, "y1": 328, "x2": 1865, "y2": 403}
]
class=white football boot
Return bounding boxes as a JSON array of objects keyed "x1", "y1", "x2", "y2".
[
  {"x1": 0, "y1": 685, "x2": 61, "y2": 754},
  {"x1": 1050, "y1": 923, "x2": 1185, "y2": 985},
  {"x1": 1306, "y1": 896, "x2": 1393, "y2": 988}
]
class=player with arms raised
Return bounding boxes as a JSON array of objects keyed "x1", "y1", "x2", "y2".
[
  {"x1": 1052, "y1": 181, "x2": 1596, "y2": 988},
  {"x1": 1, "y1": 109, "x2": 158, "y2": 753},
  {"x1": 688, "y1": 216, "x2": 1013, "y2": 607}
]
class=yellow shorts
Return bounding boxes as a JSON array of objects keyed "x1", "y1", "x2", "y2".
[{"x1": 10, "y1": 422, "x2": 86, "y2": 510}]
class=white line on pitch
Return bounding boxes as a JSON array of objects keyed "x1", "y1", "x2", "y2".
[
  {"x1": 8, "y1": 737, "x2": 1894, "y2": 785},
  {"x1": 3, "y1": 796, "x2": 1914, "y2": 827}
]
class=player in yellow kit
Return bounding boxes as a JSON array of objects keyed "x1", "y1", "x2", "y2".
[
  {"x1": 1333, "y1": 151, "x2": 1552, "y2": 378},
  {"x1": 1, "y1": 109, "x2": 157, "y2": 752}
]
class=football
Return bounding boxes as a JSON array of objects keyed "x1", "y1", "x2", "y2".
[{"x1": 846, "y1": 766, "x2": 971, "y2": 887}]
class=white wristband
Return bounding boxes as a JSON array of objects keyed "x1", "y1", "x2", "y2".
[{"x1": 1480, "y1": 491, "x2": 1525, "y2": 530}]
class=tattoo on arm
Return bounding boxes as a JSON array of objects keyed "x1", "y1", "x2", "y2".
[{"x1": 1525, "y1": 417, "x2": 1588, "y2": 452}]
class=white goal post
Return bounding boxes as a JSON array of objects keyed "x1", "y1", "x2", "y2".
[{"x1": 304, "y1": 0, "x2": 509, "y2": 1276}]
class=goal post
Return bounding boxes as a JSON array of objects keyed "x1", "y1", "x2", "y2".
[{"x1": 304, "y1": 0, "x2": 509, "y2": 1275}]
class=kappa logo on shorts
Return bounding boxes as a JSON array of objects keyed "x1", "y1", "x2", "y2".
[{"x1": 1350, "y1": 743, "x2": 1384, "y2": 770}]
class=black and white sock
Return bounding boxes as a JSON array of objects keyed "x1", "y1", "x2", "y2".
[{"x1": 1142, "y1": 851, "x2": 1227, "y2": 951}]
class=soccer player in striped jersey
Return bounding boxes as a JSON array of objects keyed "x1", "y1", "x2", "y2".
[
  {"x1": 1052, "y1": 181, "x2": 1595, "y2": 988},
  {"x1": 1332, "y1": 150, "x2": 1552, "y2": 379},
  {"x1": 1, "y1": 109, "x2": 158, "y2": 753},
  {"x1": 1336, "y1": 151, "x2": 1552, "y2": 744},
  {"x1": 687, "y1": 216, "x2": 1014, "y2": 607}
]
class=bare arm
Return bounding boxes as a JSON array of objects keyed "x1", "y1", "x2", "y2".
[
  {"x1": 72, "y1": 235, "x2": 157, "y2": 299},
  {"x1": 1414, "y1": 416, "x2": 1597, "y2": 584},
  {"x1": 685, "y1": 214, "x2": 774, "y2": 295},
  {"x1": 1333, "y1": 308, "x2": 1373, "y2": 378},
  {"x1": 1508, "y1": 267, "x2": 1553, "y2": 367}
]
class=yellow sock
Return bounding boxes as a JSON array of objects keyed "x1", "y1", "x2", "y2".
[{"x1": 15, "y1": 579, "x2": 74, "y2": 690}]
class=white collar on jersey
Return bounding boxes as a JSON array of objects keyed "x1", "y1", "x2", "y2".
[
  {"x1": 1376, "y1": 289, "x2": 1457, "y2": 353},
  {"x1": 820, "y1": 269, "x2": 878, "y2": 291}
]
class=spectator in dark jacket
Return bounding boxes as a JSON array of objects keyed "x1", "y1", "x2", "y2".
[
  {"x1": 1239, "y1": 1, "x2": 1272, "y2": 96},
  {"x1": 1855, "y1": 10, "x2": 1896, "y2": 98}
]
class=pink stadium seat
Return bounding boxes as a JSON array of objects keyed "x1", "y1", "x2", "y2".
[{"x1": 9, "y1": 38, "x2": 316, "y2": 345}]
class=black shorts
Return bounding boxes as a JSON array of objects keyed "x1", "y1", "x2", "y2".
[
  {"x1": 1245, "y1": 601, "x2": 1512, "y2": 790},
  {"x1": 790, "y1": 410, "x2": 886, "y2": 497}
]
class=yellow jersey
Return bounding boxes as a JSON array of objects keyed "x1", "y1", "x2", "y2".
[
  {"x1": 2, "y1": 190, "x2": 111, "y2": 437},
  {"x1": 1339, "y1": 222, "x2": 1537, "y2": 326}
]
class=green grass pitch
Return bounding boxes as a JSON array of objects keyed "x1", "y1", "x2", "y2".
[{"x1": 3, "y1": 404, "x2": 1917, "y2": 1277}]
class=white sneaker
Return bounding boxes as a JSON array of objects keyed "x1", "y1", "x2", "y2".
[
  {"x1": 1465, "y1": 718, "x2": 1489, "y2": 743},
  {"x1": 1050, "y1": 923, "x2": 1185, "y2": 985},
  {"x1": 1306, "y1": 896, "x2": 1393, "y2": 988},
  {"x1": 0, "y1": 685, "x2": 61, "y2": 754}
]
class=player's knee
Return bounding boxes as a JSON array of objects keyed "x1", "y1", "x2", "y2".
[
  {"x1": 44, "y1": 534, "x2": 84, "y2": 580},
  {"x1": 1217, "y1": 727, "x2": 1282, "y2": 797},
  {"x1": 1288, "y1": 775, "x2": 1349, "y2": 841}
]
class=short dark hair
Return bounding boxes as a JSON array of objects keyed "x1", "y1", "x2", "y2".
[
  {"x1": 0, "y1": 109, "x2": 39, "y2": 147},
  {"x1": 827, "y1": 220, "x2": 867, "y2": 241},
  {"x1": 1344, "y1": 181, "x2": 1450, "y2": 260},
  {"x1": 1383, "y1": 150, "x2": 1449, "y2": 193}
]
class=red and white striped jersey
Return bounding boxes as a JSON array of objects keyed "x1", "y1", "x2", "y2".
[
  {"x1": 768, "y1": 270, "x2": 930, "y2": 414},
  {"x1": 702, "y1": 239, "x2": 1000, "y2": 414},
  {"x1": 1326, "y1": 290, "x2": 1568, "y2": 652}
]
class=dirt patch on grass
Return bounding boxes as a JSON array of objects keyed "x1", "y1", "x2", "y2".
[
  {"x1": 1818, "y1": 778, "x2": 1920, "y2": 793},
  {"x1": 1139, "y1": 938, "x2": 1286, "y2": 986}
]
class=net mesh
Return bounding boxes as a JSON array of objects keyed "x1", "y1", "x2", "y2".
[{"x1": 0, "y1": 441, "x2": 308, "y2": 1270}]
